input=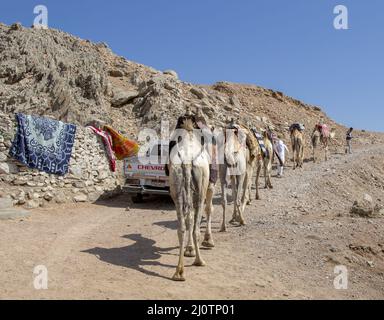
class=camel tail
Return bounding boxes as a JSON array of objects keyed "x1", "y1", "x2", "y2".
[{"x1": 181, "y1": 164, "x2": 192, "y2": 217}]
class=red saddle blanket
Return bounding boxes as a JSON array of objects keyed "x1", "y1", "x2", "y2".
[{"x1": 317, "y1": 124, "x2": 329, "y2": 138}]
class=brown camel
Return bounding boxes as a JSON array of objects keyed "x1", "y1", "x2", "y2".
[
  {"x1": 290, "y1": 128, "x2": 305, "y2": 169},
  {"x1": 311, "y1": 126, "x2": 330, "y2": 162}
]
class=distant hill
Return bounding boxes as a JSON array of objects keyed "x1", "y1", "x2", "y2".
[{"x1": 1, "y1": 22, "x2": 382, "y2": 146}]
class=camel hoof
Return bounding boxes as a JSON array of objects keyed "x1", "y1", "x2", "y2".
[
  {"x1": 193, "y1": 259, "x2": 206, "y2": 267},
  {"x1": 229, "y1": 219, "x2": 237, "y2": 224},
  {"x1": 269, "y1": 185, "x2": 273, "y2": 189},
  {"x1": 247, "y1": 200, "x2": 252, "y2": 205},
  {"x1": 219, "y1": 227, "x2": 227, "y2": 233},
  {"x1": 184, "y1": 246, "x2": 196, "y2": 258},
  {"x1": 239, "y1": 219, "x2": 246, "y2": 226},
  {"x1": 172, "y1": 272, "x2": 186, "y2": 282},
  {"x1": 202, "y1": 237, "x2": 215, "y2": 248}
]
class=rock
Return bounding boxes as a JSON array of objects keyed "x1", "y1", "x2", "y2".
[
  {"x1": 0, "y1": 197, "x2": 13, "y2": 210},
  {"x1": 24, "y1": 199, "x2": 40, "y2": 209},
  {"x1": 55, "y1": 192, "x2": 67, "y2": 204},
  {"x1": 73, "y1": 181, "x2": 86, "y2": 188},
  {"x1": 27, "y1": 181, "x2": 37, "y2": 187},
  {"x1": 0, "y1": 153, "x2": 7, "y2": 162},
  {"x1": 10, "y1": 22, "x2": 23, "y2": 31},
  {"x1": 0, "y1": 208, "x2": 31, "y2": 220},
  {"x1": 350, "y1": 194, "x2": 376, "y2": 217},
  {"x1": 163, "y1": 70, "x2": 178, "y2": 79},
  {"x1": 190, "y1": 88, "x2": 205, "y2": 99},
  {"x1": 74, "y1": 194, "x2": 88, "y2": 202},
  {"x1": 0, "y1": 162, "x2": 19, "y2": 174},
  {"x1": 70, "y1": 165, "x2": 83, "y2": 177},
  {"x1": 108, "y1": 69, "x2": 124, "y2": 77},
  {"x1": 88, "y1": 192, "x2": 101, "y2": 202},
  {"x1": 43, "y1": 193, "x2": 54, "y2": 201},
  {"x1": 97, "y1": 170, "x2": 109, "y2": 180},
  {"x1": 111, "y1": 89, "x2": 139, "y2": 107}
]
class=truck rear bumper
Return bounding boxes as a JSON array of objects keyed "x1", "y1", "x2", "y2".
[{"x1": 123, "y1": 185, "x2": 170, "y2": 195}]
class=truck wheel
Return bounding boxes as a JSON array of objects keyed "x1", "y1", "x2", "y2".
[{"x1": 131, "y1": 194, "x2": 144, "y2": 203}]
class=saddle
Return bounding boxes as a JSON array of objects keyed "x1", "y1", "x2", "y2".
[
  {"x1": 166, "y1": 115, "x2": 218, "y2": 183},
  {"x1": 251, "y1": 128, "x2": 269, "y2": 159},
  {"x1": 316, "y1": 124, "x2": 330, "y2": 138},
  {"x1": 290, "y1": 123, "x2": 305, "y2": 132}
]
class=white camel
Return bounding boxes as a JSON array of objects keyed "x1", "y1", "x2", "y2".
[
  {"x1": 168, "y1": 118, "x2": 214, "y2": 281},
  {"x1": 219, "y1": 125, "x2": 253, "y2": 232}
]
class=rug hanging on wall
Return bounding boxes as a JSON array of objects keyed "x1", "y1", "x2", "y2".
[
  {"x1": 9, "y1": 113, "x2": 77, "y2": 175},
  {"x1": 103, "y1": 125, "x2": 139, "y2": 160}
]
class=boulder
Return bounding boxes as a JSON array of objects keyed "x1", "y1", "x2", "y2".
[
  {"x1": 190, "y1": 88, "x2": 205, "y2": 99},
  {"x1": 74, "y1": 194, "x2": 88, "y2": 202},
  {"x1": 111, "y1": 89, "x2": 139, "y2": 107},
  {"x1": 25, "y1": 199, "x2": 40, "y2": 209},
  {"x1": 350, "y1": 194, "x2": 376, "y2": 217},
  {"x1": 0, "y1": 162, "x2": 19, "y2": 174},
  {"x1": 163, "y1": 70, "x2": 178, "y2": 79},
  {"x1": 43, "y1": 193, "x2": 54, "y2": 201},
  {"x1": 55, "y1": 192, "x2": 67, "y2": 204},
  {"x1": 0, "y1": 152, "x2": 7, "y2": 162},
  {"x1": 108, "y1": 69, "x2": 124, "y2": 77}
]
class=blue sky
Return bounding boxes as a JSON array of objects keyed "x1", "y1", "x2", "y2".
[{"x1": 1, "y1": 0, "x2": 383, "y2": 131}]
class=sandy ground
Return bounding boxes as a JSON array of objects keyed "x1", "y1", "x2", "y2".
[{"x1": 1, "y1": 144, "x2": 384, "y2": 300}]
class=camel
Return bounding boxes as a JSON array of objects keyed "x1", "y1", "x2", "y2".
[
  {"x1": 254, "y1": 130, "x2": 274, "y2": 200},
  {"x1": 290, "y1": 128, "x2": 305, "y2": 169},
  {"x1": 168, "y1": 118, "x2": 214, "y2": 281},
  {"x1": 219, "y1": 124, "x2": 254, "y2": 232},
  {"x1": 311, "y1": 125, "x2": 330, "y2": 162}
]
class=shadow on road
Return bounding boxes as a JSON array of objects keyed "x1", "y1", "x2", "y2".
[
  {"x1": 154, "y1": 220, "x2": 178, "y2": 230},
  {"x1": 82, "y1": 233, "x2": 177, "y2": 280},
  {"x1": 94, "y1": 194, "x2": 175, "y2": 211}
]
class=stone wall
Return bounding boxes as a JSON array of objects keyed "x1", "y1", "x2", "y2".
[{"x1": 0, "y1": 112, "x2": 123, "y2": 209}]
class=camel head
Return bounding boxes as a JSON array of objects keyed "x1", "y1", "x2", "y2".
[{"x1": 180, "y1": 118, "x2": 195, "y2": 132}]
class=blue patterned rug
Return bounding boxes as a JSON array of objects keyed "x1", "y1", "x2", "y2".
[{"x1": 9, "y1": 113, "x2": 77, "y2": 175}]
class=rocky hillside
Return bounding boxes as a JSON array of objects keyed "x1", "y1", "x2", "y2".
[{"x1": 0, "y1": 22, "x2": 382, "y2": 147}]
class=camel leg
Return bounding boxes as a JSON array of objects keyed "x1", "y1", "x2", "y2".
[
  {"x1": 246, "y1": 164, "x2": 254, "y2": 205},
  {"x1": 184, "y1": 213, "x2": 196, "y2": 257},
  {"x1": 202, "y1": 183, "x2": 215, "y2": 248},
  {"x1": 292, "y1": 145, "x2": 297, "y2": 170},
  {"x1": 229, "y1": 175, "x2": 238, "y2": 224},
  {"x1": 255, "y1": 162, "x2": 261, "y2": 200},
  {"x1": 313, "y1": 146, "x2": 316, "y2": 163},
  {"x1": 192, "y1": 198, "x2": 206, "y2": 267},
  {"x1": 240, "y1": 174, "x2": 250, "y2": 225},
  {"x1": 219, "y1": 165, "x2": 227, "y2": 232},
  {"x1": 264, "y1": 159, "x2": 273, "y2": 189},
  {"x1": 173, "y1": 206, "x2": 186, "y2": 281}
]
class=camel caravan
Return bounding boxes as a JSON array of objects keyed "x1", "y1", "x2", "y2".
[{"x1": 166, "y1": 108, "x2": 336, "y2": 281}]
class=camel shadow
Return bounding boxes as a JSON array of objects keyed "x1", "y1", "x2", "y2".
[
  {"x1": 154, "y1": 220, "x2": 178, "y2": 230},
  {"x1": 82, "y1": 234, "x2": 177, "y2": 280}
]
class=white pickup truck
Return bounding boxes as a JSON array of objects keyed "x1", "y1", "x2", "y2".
[{"x1": 123, "y1": 140, "x2": 169, "y2": 202}]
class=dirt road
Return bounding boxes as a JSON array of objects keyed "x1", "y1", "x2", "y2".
[{"x1": 1, "y1": 145, "x2": 384, "y2": 300}]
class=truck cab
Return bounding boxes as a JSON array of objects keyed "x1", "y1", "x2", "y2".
[{"x1": 123, "y1": 140, "x2": 169, "y2": 202}]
